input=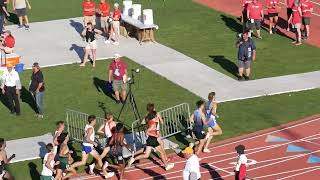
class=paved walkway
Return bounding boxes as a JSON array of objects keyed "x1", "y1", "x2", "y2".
[{"x1": 8, "y1": 17, "x2": 320, "y2": 102}]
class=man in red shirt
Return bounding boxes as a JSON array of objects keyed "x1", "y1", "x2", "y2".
[
  {"x1": 98, "y1": 0, "x2": 110, "y2": 42},
  {"x1": 247, "y1": 0, "x2": 263, "y2": 38},
  {"x1": 83, "y1": 0, "x2": 96, "y2": 27},
  {"x1": 286, "y1": 0, "x2": 295, "y2": 31},
  {"x1": 0, "y1": 30, "x2": 15, "y2": 53},
  {"x1": 108, "y1": 54, "x2": 127, "y2": 104},
  {"x1": 105, "y1": 3, "x2": 121, "y2": 45},
  {"x1": 266, "y1": 0, "x2": 280, "y2": 34},
  {"x1": 301, "y1": 0, "x2": 314, "y2": 39}
]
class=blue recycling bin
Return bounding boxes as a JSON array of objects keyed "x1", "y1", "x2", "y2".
[{"x1": 15, "y1": 63, "x2": 24, "y2": 73}]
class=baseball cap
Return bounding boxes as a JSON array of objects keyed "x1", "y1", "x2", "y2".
[
  {"x1": 6, "y1": 64, "x2": 13, "y2": 68},
  {"x1": 114, "y1": 3, "x2": 119, "y2": 7},
  {"x1": 114, "y1": 53, "x2": 121, "y2": 59},
  {"x1": 182, "y1": 147, "x2": 193, "y2": 154},
  {"x1": 33, "y1": 62, "x2": 40, "y2": 67}
]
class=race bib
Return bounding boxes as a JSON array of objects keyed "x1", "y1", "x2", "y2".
[
  {"x1": 250, "y1": 19, "x2": 254, "y2": 23},
  {"x1": 114, "y1": 68, "x2": 120, "y2": 76}
]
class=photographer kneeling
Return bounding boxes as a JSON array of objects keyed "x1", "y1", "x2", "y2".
[{"x1": 236, "y1": 31, "x2": 256, "y2": 81}]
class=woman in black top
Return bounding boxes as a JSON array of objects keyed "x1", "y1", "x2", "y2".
[{"x1": 80, "y1": 22, "x2": 102, "y2": 68}]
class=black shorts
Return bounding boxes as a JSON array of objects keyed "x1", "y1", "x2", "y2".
[
  {"x1": 242, "y1": 10, "x2": 248, "y2": 23},
  {"x1": 193, "y1": 129, "x2": 206, "y2": 140},
  {"x1": 268, "y1": 13, "x2": 278, "y2": 18},
  {"x1": 302, "y1": 17, "x2": 311, "y2": 25},
  {"x1": 146, "y1": 136, "x2": 160, "y2": 148},
  {"x1": 287, "y1": 8, "x2": 293, "y2": 19}
]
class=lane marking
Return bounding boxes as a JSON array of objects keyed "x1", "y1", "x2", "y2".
[
  {"x1": 277, "y1": 168, "x2": 320, "y2": 180},
  {"x1": 252, "y1": 166, "x2": 320, "y2": 179}
]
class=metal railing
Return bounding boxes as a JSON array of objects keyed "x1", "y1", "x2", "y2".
[{"x1": 131, "y1": 103, "x2": 191, "y2": 151}]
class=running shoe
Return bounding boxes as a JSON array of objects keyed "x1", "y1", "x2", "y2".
[
  {"x1": 165, "y1": 163, "x2": 174, "y2": 171},
  {"x1": 103, "y1": 161, "x2": 109, "y2": 170},
  {"x1": 113, "y1": 41, "x2": 119, "y2": 45},
  {"x1": 18, "y1": 25, "x2": 23, "y2": 29},
  {"x1": 295, "y1": 42, "x2": 302, "y2": 46},
  {"x1": 25, "y1": 25, "x2": 30, "y2": 30},
  {"x1": 203, "y1": 148, "x2": 211, "y2": 153},
  {"x1": 89, "y1": 163, "x2": 95, "y2": 175},
  {"x1": 128, "y1": 157, "x2": 135, "y2": 167},
  {"x1": 104, "y1": 172, "x2": 115, "y2": 178},
  {"x1": 104, "y1": 40, "x2": 111, "y2": 44},
  {"x1": 269, "y1": 30, "x2": 273, "y2": 34}
]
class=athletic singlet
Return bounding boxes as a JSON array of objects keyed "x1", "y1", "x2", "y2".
[
  {"x1": 0, "y1": 160, "x2": 4, "y2": 175},
  {"x1": 104, "y1": 121, "x2": 115, "y2": 138},
  {"x1": 206, "y1": 100, "x2": 217, "y2": 120},
  {"x1": 53, "y1": 130, "x2": 60, "y2": 154},
  {"x1": 85, "y1": 29, "x2": 96, "y2": 42},
  {"x1": 147, "y1": 117, "x2": 159, "y2": 137},
  {"x1": 193, "y1": 109, "x2": 203, "y2": 131},
  {"x1": 83, "y1": 124, "x2": 95, "y2": 147},
  {"x1": 41, "y1": 152, "x2": 55, "y2": 176}
]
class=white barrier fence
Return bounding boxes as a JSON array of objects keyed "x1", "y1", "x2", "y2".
[{"x1": 131, "y1": 103, "x2": 191, "y2": 151}]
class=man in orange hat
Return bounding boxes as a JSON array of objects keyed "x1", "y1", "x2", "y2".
[
  {"x1": 182, "y1": 145, "x2": 201, "y2": 180},
  {"x1": 1, "y1": 64, "x2": 21, "y2": 115}
]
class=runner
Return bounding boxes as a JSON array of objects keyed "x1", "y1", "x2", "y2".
[
  {"x1": 301, "y1": 0, "x2": 314, "y2": 40},
  {"x1": 286, "y1": 0, "x2": 295, "y2": 31},
  {"x1": 241, "y1": 0, "x2": 252, "y2": 32},
  {"x1": 203, "y1": 92, "x2": 222, "y2": 153},
  {"x1": 104, "y1": 123, "x2": 128, "y2": 180},
  {"x1": 97, "y1": 0, "x2": 110, "y2": 42},
  {"x1": 0, "y1": 138, "x2": 14, "y2": 180},
  {"x1": 82, "y1": 0, "x2": 96, "y2": 27},
  {"x1": 40, "y1": 143, "x2": 56, "y2": 180},
  {"x1": 190, "y1": 100, "x2": 208, "y2": 155},
  {"x1": 53, "y1": 121, "x2": 65, "y2": 156},
  {"x1": 266, "y1": 0, "x2": 280, "y2": 34},
  {"x1": 145, "y1": 103, "x2": 170, "y2": 161},
  {"x1": 247, "y1": 0, "x2": 264, "y2": 38},
  {"x1": 80, "y1": 22, "x2": 102, "y2": 67},
  {"x1": 66, "y1": 115, "x2": 114, "y2": 178},
  {"x1": 289, "y1": 2, "x2": 303, "y2": 45},
  {"x1": 127, "y1": 110, "x2": 174, "y2": 171},
  {"x1": 95, "y1": 112, "x2": 116, "y2": 167},
  {"x1": 56, "y1": 133, "x2": 74, "y2": 180},
  {"x1": 234, "y1": 145, "x2": 248, "y2": 180},
  {"x1": 105, "y1": 3, "x2": 121, "y2": 45}
]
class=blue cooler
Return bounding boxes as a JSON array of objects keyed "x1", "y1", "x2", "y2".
[{"x1": 15, "y1": 63, "x2": 24, "y2": 73}]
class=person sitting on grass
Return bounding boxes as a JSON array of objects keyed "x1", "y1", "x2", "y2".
[
  {"x1": 288, "y1": 2, "x2": 303, "y2": 46},
  {"x1": 64, "y1": 115, "x2": 114, "y2": 179},
  {"x1": 234, "y1": 145, "x2": 248, "y2": 180},
  {"x1": 80, "y1": 22, "x2": 102, "y2": 67},
  {"x1": 128, "y1": 110, "x2": 175, "y2": 171},
  {"x1": 0, "y1": 30, "x2": 15, "y2": 54},
  {"x1": 103, "y1": 123, "x2": 129, "y2": 180},
  {"x1": 40, "y1": 143, "x2": 56, "y2": 180},
  {"x1": 203, "y1": 92, "x2": 222, "y2": 153},
  {"x1": 190, "y1": 100, "x2": 208, "y2": 155}
]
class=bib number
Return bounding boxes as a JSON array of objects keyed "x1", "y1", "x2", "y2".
[{"x1": 114, "y1": 69, "x2": 120, "y2": 76}]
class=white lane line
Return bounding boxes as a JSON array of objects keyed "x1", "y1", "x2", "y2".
[
  {"x1": 277, "y1": 168, "x2": 320, "y2": 180},
  {"x1": 302, "y1": 139, "x2": 320, "y2": 146},
  {"x1": 311, "y1": 0, "x2": 320, "y2": 6},
  {"x1": 253, "y1": 166, "x2": 320, "y2": 179}
]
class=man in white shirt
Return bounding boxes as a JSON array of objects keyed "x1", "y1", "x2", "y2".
[
  {"x1": 182, "y1": 146, "x2": 201, "y2": 180},
  {"x1": 1, "y1": 64, "x2": 21, "y2": 115}
]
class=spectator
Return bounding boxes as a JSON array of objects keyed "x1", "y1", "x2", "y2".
[
  {"x1": 266, "y1": 0, "x2": 280, "y2": 34},
  {"x1": 40, "y1": 143, "x2": 56, "y2": 180},
  {"x1": 108, "y1": 54, "x2": 128, "y2": 104},
  {"x1": 98, "y1": 0, "x2": 110, "y2": 42},
  {"x1": 12, "y1": 0, "x2": 32, "y2": 30},
  {"x1": 236, "y1": 31, "x2": 256, "y2": 81},
  {"x1": 247, "y1": 0, "x2": 263, "y2": 38},
  {"x1": 0, "y1": 138, "x2": 14, "y2": 180},
  {"x1": 286, "y1": 0, "x2": 295, "y2": 31},
  {"x1": 53, "y1": 121, "x2": 65, "y2": 156},
  {"x1": 241, "y1": 0, "x2": 252, "y2": 32},
  {"x1": 301, "y1": 0, "x2": 314, "y2": 40},
  {"x1": 1, "y1": 64, "x2": 21, "y2": 115},
  {"x1": 0, "y1": 30, "x2": 15, "y2": 54},
  {"x1": 0, "y1": 0, "x2": 9, "y2": 34},
  {"x1": 82, "y1": 0, "x2": 96, "y2": 27},
  {"x1": 289, "y1": 2, "x2": 302, "y2": 45},
  {"x1": 105, "y1": 3, "x2": 121, "y2": 45},
  {"x1": 80, "y1": 22, "x2": 102, "y2": 67},
  {"x1": 182, "y1": 146, "x2": 201, "y2": 180},
  {"x1": 29, "y1": 62, "x2": 45, "y2": 119},
  {"x1": 234, "y1": 145, "x2": 248, "y2": 180}
]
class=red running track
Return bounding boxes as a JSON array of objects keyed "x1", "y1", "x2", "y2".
[
  {"x1": 195, "y1": 0, "x2": 320, "y2": 48},
  {"x1": 70, "y1": 114, "x2": 320, "y2": 180}
]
